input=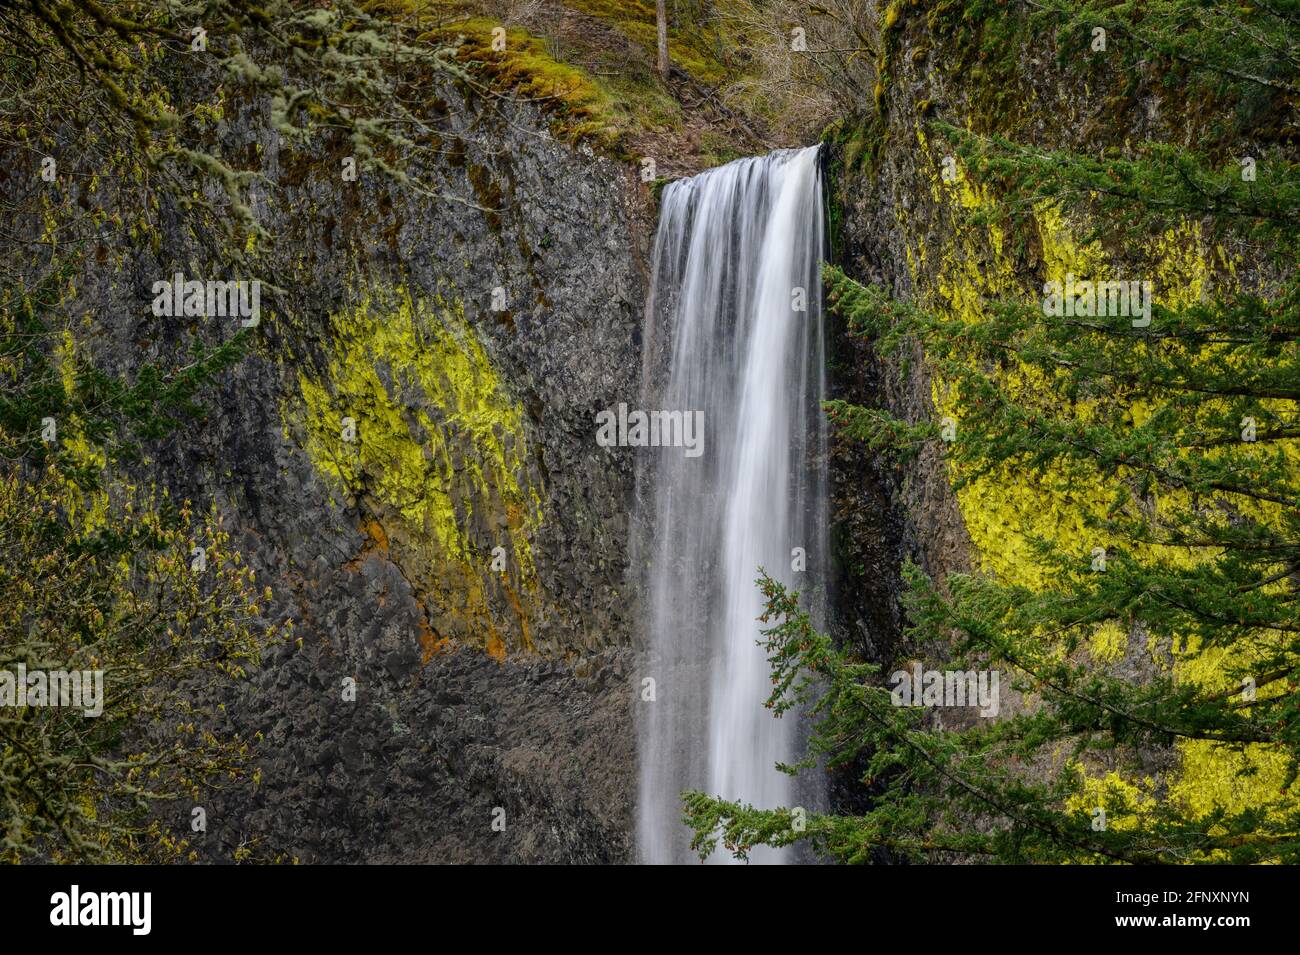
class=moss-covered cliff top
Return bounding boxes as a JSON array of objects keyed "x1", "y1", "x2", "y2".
[{"x1": 413, "y1": 1, "x2": 766, "y2": 174}]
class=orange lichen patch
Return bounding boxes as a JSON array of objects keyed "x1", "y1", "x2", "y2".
[
  {"x1": 419, "y1": 619, "x2": 452, "y2": 663},
  {"x1": 344, "y1": 519, "x2": 393, "y2": 572},
  {"x1": 364, "y1": 518, "x2": 390, "y2": 554},
  {"x1": 502, "y1": 581, "x2": 533, "y2": 653}
]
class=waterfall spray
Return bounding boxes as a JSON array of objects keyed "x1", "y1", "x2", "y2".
[{"x1": 635, "y1": 146, "x2": 828, "y2": 864}]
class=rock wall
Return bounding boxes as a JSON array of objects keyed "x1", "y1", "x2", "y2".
[{"x1": 11, "y1": 70, "x2": 652, "y2": 862}]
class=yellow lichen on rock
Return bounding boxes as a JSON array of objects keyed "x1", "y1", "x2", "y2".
[
  {"x1": 905, "y1": 128, "x2": 1298, "y2": 850},
  {"x1": 291, "y1": 287, "x2": 542, "y2": 658},
  {"x1": 912, "y1": 127, "x2": 1116, "y2": 593}
]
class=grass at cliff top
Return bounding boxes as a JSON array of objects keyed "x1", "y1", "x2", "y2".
[
  {"x1": 419, "y1": 12, "x2": 686, "y2": 155},
  {"x1": 409, "y1": 1, "x2": 760, "y2": 158},
  {"x1": 564, "y1": 0, "x2": 740, "y2": 86}
]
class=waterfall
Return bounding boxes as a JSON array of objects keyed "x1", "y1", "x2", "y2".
[{"x1": 634, "y1": 145, "x2": 828, "y2": 864}]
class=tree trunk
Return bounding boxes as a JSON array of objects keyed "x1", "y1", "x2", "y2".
[{"x1": 656, "y1": 0, "x2": 670, "y2": 80}]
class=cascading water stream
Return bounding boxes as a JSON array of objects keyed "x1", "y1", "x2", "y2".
[{"x1": 635, "y1": 146, "x2": 828, "y2": 864}]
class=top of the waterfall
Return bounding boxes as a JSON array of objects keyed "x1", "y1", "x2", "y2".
[{"x1": 663, "y1": 144, "x2": 823, "y2": 196}]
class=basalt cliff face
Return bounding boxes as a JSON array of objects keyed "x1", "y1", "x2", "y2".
[
  {"x1": 196, "y1": 91, "x2": 653, "y2": 864},
  {"x1": 16, "y1": 71, "x2": 655, "y2": 862}
]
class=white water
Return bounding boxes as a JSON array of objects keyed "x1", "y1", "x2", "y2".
[{"x1": 635, "y1": 146, "x2": 828, "y2": 864}]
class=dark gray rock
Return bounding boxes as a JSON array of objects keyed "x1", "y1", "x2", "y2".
[{"x1": 6, "y1": 67, "x2": 653, "y2": 862}]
